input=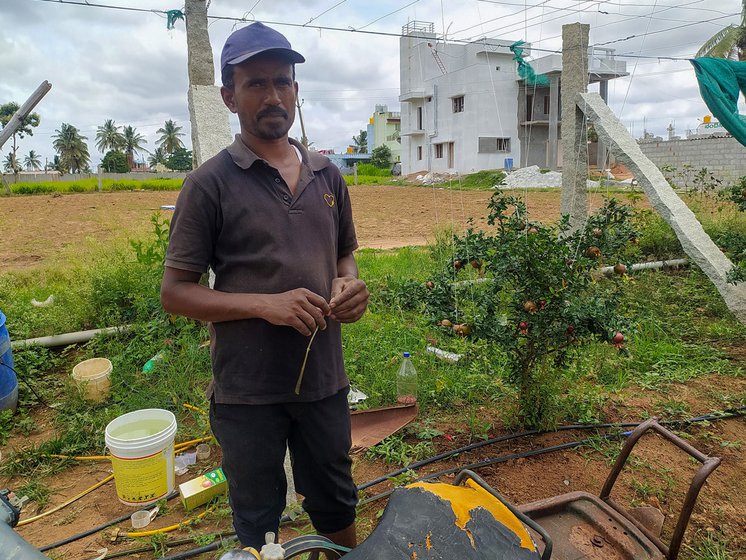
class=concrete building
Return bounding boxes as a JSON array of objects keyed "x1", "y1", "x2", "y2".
[
  {"x1": 399, "y1": 21, "x2": 627, "y2": 175},
  {"x1": 366, "y1": 105, "x2": 402, "y2": 162}
]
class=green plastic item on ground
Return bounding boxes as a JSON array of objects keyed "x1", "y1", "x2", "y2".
[{"x1": 690, "y1": 57, "x2": 746, "y2": 147}]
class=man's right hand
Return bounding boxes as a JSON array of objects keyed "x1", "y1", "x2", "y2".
[
  {"x1": 161, "y1": 267, "x2": 329, "y2": 336},
  {"x1": 259, "y1": 289, "x2": 330, "y2": 336}
]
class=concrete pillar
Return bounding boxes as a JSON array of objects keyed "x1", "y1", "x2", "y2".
[
  {"x1": 579, "y1": 91, "x2": 746, "y2": 324},
  {"x1": 185, "y1": 0, "x2": 232, "y2": 167},
  {"x1": 560, "y1": 23, "x2": 590, "y2": 231},
  {"x1": 596, "y1": 80, "x2": 609, "y2": 170},
  {"x1": 185, "y1": 0, "x2": 214, "y2": 87},
  {"x1": 518, "y1": 84, "x2": 528, "y2": 167},
  {"x1": 548, "y1": 75, "x2": 560, "y2": 170}
]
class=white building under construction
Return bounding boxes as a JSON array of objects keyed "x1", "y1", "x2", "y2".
[{"x1": 398, "y1": 21, "x2": 627, "y2": 176}]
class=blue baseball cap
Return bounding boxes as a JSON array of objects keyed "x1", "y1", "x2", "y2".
[{"x1": 221, "y1": 22, "x2": 305, "y2": 71}]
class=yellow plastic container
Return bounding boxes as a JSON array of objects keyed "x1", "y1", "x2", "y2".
[
  {"x1": 72, "y1": 358, "x2": 112, "y2": 402},
  {"x1": 105, "y1": 409, "x2": 177, "y2": 506}
]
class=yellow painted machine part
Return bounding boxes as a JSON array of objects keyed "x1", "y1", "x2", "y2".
[{"x1": 409, "y1": 480, "x2": 536, "y2": 552}]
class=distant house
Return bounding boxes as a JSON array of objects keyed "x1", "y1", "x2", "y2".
[
  {"x1": 366, "y1": 105, "x2": 401, "y2": 162},
  {"x1": 398, "y1": 21, "x2": 627, "y2": 176}
]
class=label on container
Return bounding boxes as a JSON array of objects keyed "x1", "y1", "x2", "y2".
[{"x1": 111, "y1": 449, "x2": 169, "y2": 504}]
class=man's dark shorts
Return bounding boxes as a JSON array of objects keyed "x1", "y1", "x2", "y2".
[{"x1": 210, "y1": 387, "x2": 358, "y2": 549}]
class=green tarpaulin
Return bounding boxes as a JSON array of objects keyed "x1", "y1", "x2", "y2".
[
  {"x1": 510, "y1": 41, "x2": 549, "y2": 87},
  {"x1": 690, "y1": 57, "x2": 746, "y2": 147}
]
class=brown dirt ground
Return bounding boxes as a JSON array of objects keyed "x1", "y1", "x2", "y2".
[
  {"x1": 2, "y1": 188, "x2": 744, "y2": 560},
  {"x1": 0, "y1": 187, "x2": 646, "y2": 271}
]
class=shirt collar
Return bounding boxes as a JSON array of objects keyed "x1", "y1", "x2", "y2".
[{"x1": 226, "y1": 134, "x2": 331, "y2": 172}]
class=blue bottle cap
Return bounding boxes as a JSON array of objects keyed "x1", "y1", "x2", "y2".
[{"x1": 403, "y1": 352, "x2": 410, "y2": 358}]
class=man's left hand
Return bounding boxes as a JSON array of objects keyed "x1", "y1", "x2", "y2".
[{"x1": 329, "y1": 277, "x2": 369, "y2": 323}]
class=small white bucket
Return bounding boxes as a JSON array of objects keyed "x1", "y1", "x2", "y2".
[
  {"x1": 105, "y1": 409, "x2": 177, "y2": 506},
  {"x1": 72, "y1": 358, "x2": 112, "y2": 402}
]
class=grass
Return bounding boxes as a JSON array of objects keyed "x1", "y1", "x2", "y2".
[
  {"x1": 7, "y1": 177, "x2": 183, "y2": 195},
  {"x1": 1, "y1": 196, "x2": 746, "y2": 555}
]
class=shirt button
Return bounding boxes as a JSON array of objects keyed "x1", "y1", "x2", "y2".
[
  {"x1": 283, "y1": 194, "x2": 289, "y2": 201},
  {"x1": 274, "y1": 177, "x2": 281, "y2": 183}
]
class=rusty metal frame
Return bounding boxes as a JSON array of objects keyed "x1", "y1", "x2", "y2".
[{"x1": 598, "y1": 417, "x2": 721, "y2": 560}]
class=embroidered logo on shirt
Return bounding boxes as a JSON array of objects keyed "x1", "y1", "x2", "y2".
[{"x1": 324, "y1": 193, "x2": 335, "y2": 207}]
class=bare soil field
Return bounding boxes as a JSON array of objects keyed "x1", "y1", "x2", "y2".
[{"x1": 0, "y1": 186, "x2": 638, "y2": 271}]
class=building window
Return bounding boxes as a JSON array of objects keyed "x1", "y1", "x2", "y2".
[
  {"x1": 543, "y1": 95, "x2": 550, "y2": 115},
  {"x1": 417, "y1": 106, "x2": 423, "y2": 130},
  {"x1": 417, "y1": 146, "x2": 423, "y2": 160},
  {"x1": 435, "y1": 144, "x2": 444, "y2": 158},
  {"x1": 452, "y1": 96, "x2": 464, "y2": 113},
  {"x1": 478, "y1": 137, "x2": 511, "y2": 153}
]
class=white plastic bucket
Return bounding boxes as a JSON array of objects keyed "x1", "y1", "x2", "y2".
[
  {"x1": 72, "y1": 358, "x2": 112, "y2": 402},
  {"x1": 105, "y1": 409, "x2": 177, "y2": 506}
]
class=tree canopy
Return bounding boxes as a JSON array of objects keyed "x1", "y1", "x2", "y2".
[
  {"x1": 156, "y1": 119, "x2": 185, "y2": 154},
  {"x1": 95, "y1": 119, "x2": 125, "y2": 153},
  {"x1": 697, "y1": 0, "x2": 746, "y2": 60},
  {"x1": 52, "y1": 123, "x2": 90, "y2": 174}
]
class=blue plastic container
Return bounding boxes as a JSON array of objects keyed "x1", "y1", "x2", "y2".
[
  {"x1": 504, "y1": 157, "x2": 514, "y2": 172},
  {"x1": 0, "y1": 309, "x2": 18, "y2": 412}
]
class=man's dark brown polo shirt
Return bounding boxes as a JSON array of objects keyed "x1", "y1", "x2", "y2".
[{"x1": 166, "y1": 136, "x2": 358, "y2": 405}]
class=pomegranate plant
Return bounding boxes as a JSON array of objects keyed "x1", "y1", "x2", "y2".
[{"x1": 424, "y1": 191, "x2": 639, "y2": 428}]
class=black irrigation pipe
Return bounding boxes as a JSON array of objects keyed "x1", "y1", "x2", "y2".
[
  {"x1": 357, "y1": 433, "x2": 627, "y2": 508},
  {"x1": 0, "y1": 361, "x2": 54, "y2": 409},
  {"x1": 101, "y1": 531, "x2": 236, "y2": 560},
  {"x1": 42, "y1": 406, "x2": 746, "y2": 560},
  {"x1": 38, "y1": 491, "x2": 180, "y2": 552}
]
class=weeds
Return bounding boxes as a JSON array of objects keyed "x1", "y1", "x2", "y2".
[
  {"x1": 17, "y1": 479, "x2": 51, "y2": 513},
  {"x1": 366, "y1": 435, "x2": 434, "y2": 466}
]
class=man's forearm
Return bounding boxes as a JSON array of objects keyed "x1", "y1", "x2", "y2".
[
  {"x1": 337, "y1": 253, "x2": 359, "y2": 279},
  {"x1": 161, "y1": 280, "x2": 271, "y2": 323}
]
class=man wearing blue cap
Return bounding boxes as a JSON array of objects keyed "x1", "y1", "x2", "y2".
[{"x1": 161, "y1": 21, "x2": 367, "y2": 552}]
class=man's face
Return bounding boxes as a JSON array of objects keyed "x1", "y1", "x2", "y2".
[{"x1": 221, "y1": 52, "x2": 297, "y2": 141}]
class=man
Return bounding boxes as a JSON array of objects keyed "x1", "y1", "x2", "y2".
[{"x1": 160, "y1": 22, "x2": 368, "y2": 551}]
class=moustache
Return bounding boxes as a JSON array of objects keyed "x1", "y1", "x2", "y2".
[{"x1": 257, "y1": 107, "x2": 288, "y2": 120}]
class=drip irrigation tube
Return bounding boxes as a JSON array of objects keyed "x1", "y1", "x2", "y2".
[
  {"x1": 158, "y1": 406, "x2": 746, "y2": 560},
  {"x1": 38, "y1": 491, "x2": 179, "y2": 552},
  {"x1": 35, "y1": 406, "x2": 746, "y2": 559}
]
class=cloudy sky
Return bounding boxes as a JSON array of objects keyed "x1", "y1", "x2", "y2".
[{"x1": 1, "y1": 0, "x2": 743, "y2": 168}]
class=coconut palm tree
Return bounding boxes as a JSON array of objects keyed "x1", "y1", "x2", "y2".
[
  {"x1": 147, "y1": 146, "x2": 168, "y2": 168},
  {"x1": 156, "y1": 119, "x2": 185, "y2": 154},
  {"x1": 95, "y1": 119, "x2": 125, "y2": 153},
  {"x1": 52, "y1": 123, "x2": 90, "y2": 174},
  {"x1": 0, "y1": 101, "x2": 40, "y2": 178},
  {"x1": 696, "y1": 0, "x2": 746, "y2": 60},
  {"x1": 23, "y1": 150, "x2": 41, "y2": 171},
  {"x1": 3, "y1": 153, "x2": 20, "y2": 173},
  {"x1": 122, "y1": 125, "x2": 147, "y2": 169},
  {"x1": 351, "y1": 130, "x2": 368, "y2": 154}
]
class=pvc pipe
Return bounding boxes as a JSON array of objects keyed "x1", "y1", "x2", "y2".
[
  {"x1": 11, "y1": 325, "x2": 133, "y2": 350},
  {"x1": 0, "y1": 521, "x2": 48, "y2": 560},
  {"x1": 599, "y1": 258, "x2": 688, "y2": 276}
]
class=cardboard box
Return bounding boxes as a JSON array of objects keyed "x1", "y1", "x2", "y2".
[{"x1": 179, "y1": 467, "x2": 227, "y2": 511}]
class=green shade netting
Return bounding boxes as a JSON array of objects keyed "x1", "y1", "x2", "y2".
[
  {"x1": 690, "y1": 57, "x2": 746, "y2": 147},
  {"x1": 510, "y1": 41, "x2": 550, "y2": 87}
]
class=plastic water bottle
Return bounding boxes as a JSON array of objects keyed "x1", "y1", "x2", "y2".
[
  {"x1": 396, "y1": 352, "x2": 417, "y2": 405},
  {"x1": 142, "y1": 352, "x2": 164, "y2": 374}
]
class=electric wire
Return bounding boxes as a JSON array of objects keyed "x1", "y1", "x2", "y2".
[{"x1": 25, "y1": 0, "x2": 740, "y2": 63}]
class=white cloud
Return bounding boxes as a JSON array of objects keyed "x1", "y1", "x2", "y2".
[{"x1": 0, "y1": 0, "x2": 742, "y2": 164}]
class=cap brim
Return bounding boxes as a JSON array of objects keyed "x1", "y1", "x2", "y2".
[{"x1": 226, "y1": 47, "x2": 305, "y2": 67}]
